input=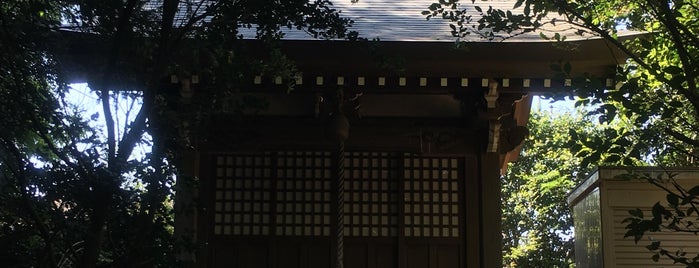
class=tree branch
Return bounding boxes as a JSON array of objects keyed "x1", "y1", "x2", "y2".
[
  {"x1": 665, "y1": 128, "x2": 699, "y2": 148},
  {"x1": 654, "y1": 0, "x2": 698, "y2": 84},
  {"x1": 115, "y1": 103, "x2": 149, "y2": 164},
  {"x1": 559, "y1": 1, "x2": 699, "y2": 115},
  {"x1": 173, "y1": 1, "x2": 225, "y2": 43},
  {"x1": 112, "y1": 0, "x2": 182, "y2": 166},
  {"x1": 100, "y1": 89, "x2": 116, "y2": 166}
]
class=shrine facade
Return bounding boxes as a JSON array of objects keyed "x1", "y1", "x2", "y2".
[{"x1": 172, "y1": 37, "x2": 624, "y2": 268}]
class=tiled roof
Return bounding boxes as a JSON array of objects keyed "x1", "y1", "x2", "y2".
[
  {"x1": 278, "y1": 0, "x2": 590, "y2": 42},
  {"x1": 144, "y1": 0, "x2": 602, "y2": 42}
]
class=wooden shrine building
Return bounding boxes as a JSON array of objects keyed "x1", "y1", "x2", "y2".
[
  {"x1": 169, "y1": 1, "x2": 628, "y2": 268},
  {"x1": 59, "y1": 1, "x2": 628, "y2": 267}
]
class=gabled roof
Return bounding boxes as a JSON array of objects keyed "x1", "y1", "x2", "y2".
[
  {"x1": 60, "y1": 0, "x2": 631, "y2": 87},
  {"x1": 141, "y1": 0, "x2": 624, "y2": 42}
]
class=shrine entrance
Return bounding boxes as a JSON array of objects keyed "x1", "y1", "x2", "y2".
[{"x1": 205, "y1": 152, "x2": 476, "y2": 268}]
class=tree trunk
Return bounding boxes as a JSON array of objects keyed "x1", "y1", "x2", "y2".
[{"x1": 79, "y1": 209, "x2": 107, "y2": 268}]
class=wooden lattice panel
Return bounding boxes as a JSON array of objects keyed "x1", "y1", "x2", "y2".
[
  {"x1": 403, "y1": 155, "x2": 461, "y2": 237},
  {"x1": 213, "y1": 154, "x2": 273, "y2": 236},
  {"x1": 211, "y1": 151, "x2": 463, "y2": 239},
  {"x1": 344, "y1": 152, "x2": 399, "y2": 237},
  {"x1": 275, "y1": 151, "x2": 332, "y2": 236}
]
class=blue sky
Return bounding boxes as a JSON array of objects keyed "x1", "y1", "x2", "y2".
[
  {"x1": 66, "y1": 83, "x2": 151, "y2": 161},
  {"x1": 531, "y1": 95, "x2": 578, "y2": 114}
]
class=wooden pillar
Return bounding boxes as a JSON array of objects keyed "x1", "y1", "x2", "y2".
[
  {"x1": 464, "y1": 155, "x2": 481, "y2": 268},
  {"x1": 473, "y1": 81, "x2": 525, "y2": 268},
  {"x1": 479, "y1": 152, "x2": 502, "y2": 267}
]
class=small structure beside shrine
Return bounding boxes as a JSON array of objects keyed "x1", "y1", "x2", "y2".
[{"x1": 568, "y1": 167, "x2": 699, "y2": 268}]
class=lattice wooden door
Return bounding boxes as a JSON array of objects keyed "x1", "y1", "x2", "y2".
[{"x1": 208, "y1": 151, "x2": 466, "y2": 268}]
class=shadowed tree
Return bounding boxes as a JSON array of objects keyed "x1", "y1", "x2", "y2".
[{"x1": 0, "y1": 1, "x2": 354, "y2": 267}]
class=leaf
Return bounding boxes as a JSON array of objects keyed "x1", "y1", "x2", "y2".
[
  {"x1": 667, "y1": 194, "x2": 679, "y2": 207},
  {"x1": 474, "y1": 6, "x2": 482, "y2": 12},
  {"x1": 513, "y1": 0, "x2": 525, "y2": 9},
  {"x1": 669, "y1": 74, "x2": 686, "y2": 88},
  {"x1": 688, "y1": 185, "x2": 699, "y2": 196},
  {"x1": 568, "y1": 128, "x2": 578, "y2": 140},
  {"x1": 563, "y1": 62, "x2": 571, "y2": 74},
  {"x1": 668, "y1": 100, "x2": 683, "y2": 107},
  {"x1": 647, "y1": 241, "x2": 661, "y2": 251},
  {"x1": 652, "y1": 202, "x2": 664, "y2": 220},
  {"x1": 629, "y1": 208, "x2": 644, "y2": 218},
  {"x1": 605, "y1": 154, "x2": 621, "y2": 163},
  {"x1": 664, "y1": 66, "x2": 683, "y2": 75}
]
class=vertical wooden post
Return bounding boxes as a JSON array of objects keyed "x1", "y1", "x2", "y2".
[
  {"x1": 464, "y1": 156, "x2": 480, "y2": 268},
  {"x1": 479, "y1": 152, "x2": 502, "y2": 268},
  {"x1": 173, "y1": 150, "x2": 199, "y2": 268}
]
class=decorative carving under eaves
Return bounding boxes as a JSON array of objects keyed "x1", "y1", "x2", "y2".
[
  {"x1": 497, "y1": 117, "x2": 529, "y2": 154},
  {"x1": 472, "y1": 81, "x2": 528, "y2": 154},
  {"x1": 317, "y1": 88, "x2": 364, "y2": 122}
]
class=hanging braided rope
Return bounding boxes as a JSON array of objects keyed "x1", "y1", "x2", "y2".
[
  {"x1": 335, "y1": 140, "x2": 345, "y2": 268},
  {"x1": 328, "y1": 89, "x2": 350, "y2": 268},
  {"x1": 327, "y1": 88, "x2": 349, "y2": 268}
]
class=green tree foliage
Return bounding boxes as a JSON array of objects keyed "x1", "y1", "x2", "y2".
[
  {"x1": 425, "y1": 0, "x2": 699, "y2": 265},
  {"x1": 0, "y1": 0, "x2": 353, "y2": 267},
  {"x1": 502, "y1": 110, "x2": 599, "y2": 267}
]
